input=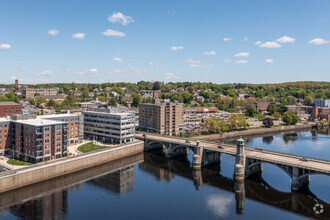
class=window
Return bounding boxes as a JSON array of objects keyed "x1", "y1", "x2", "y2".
[
  {"x1": 45, "y1": 150, "x2": 49, "y2": 154},
  {"x1": 45, "y1": 145, "x2": 49, "y2": 149}
]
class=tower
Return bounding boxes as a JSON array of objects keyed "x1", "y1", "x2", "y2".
[
  {"x1": 15, "y1": 79, "x2": 19, "y2": 91},
  {"x1": 234, "y1": 137, "x2": 246, "y2": 181}
]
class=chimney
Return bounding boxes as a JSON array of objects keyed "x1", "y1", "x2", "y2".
[{"x1": 15, "y1": 79, "x2": 19, "y2": 91}]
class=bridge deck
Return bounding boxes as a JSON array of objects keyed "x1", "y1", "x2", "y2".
[{"x1": 136, "y1": 133, "x2": 330, "y2": 174}]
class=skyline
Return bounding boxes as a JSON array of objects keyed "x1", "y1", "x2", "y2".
[{"x1": 1, "y1": 0, "x2": 330, "y2": 84}]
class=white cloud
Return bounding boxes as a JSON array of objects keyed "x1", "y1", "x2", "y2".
[
  {"x1": 276, "y1": 36, "x2": 295, "y2": 43},
  {"x1": 223, "y1": 59, "x2": 231, "y2": 63},
  {"x1": 265, "y1": 58, "x2": 274, "y2": 63},
  {"x1": 204, "y1": 51, "x2": 216, "y2": 55},
  {"x1": 170, "y1": 46, "x2": 184, "y2": 51},
  {"x1": 223, "y1": 38, "x2": 232, "y2": 42},
  {"x1": 47, "y1": 29, "x2": 60, "y2": 36},
  {"x1": 90, "y1": 68, "x2": 98, "y2": 73},
  {"x1": 165, "y1": 72, "x2": 180, "y2": 80},
  {"x1": 185, "y1": 59, "x2": 201, "y2": 64},
  {"x1": 39, "y1": 70, "x2": 53, "y2": 76},
  {"x1": 112, "y1": 57, "x2": 125, "y2": 62},
  {"x1": 10, "y1": 76, "x2": 23, "y2": 81},
  {"x1": 259, "y1": 41, "x2": 282, "y2": 48},
  {"x1": 190, "y1": 64, "x2": 213, "y2": 68},
  {"x1": 102, "y1": 29, "x2": 125, "y2": 37},
  {"x1": 149, "y1": 62, "x2": 154, "y2": 67},
  {"x1": 73, "y1": 71, "x2": 84, "y2": 75},
  {"x1": 243, "y1": 37, "x2": 249, "y2": 41},
  {"x1": 254, "y1": 41, "x2": 262, "y2": 45},
  {"x1": 235, "y1": 52, "x2": 250, "y2": 57},
  {"x1": 0, "y1": 44, "x2": 11, "y2": 50},
  {"x1": 72, "y1": 33, "x2": 86, "y2": 39},
  {"x1": 308, "y1": 38, "x2": 329, "y2": 45},
  {"x1": 206, "y1": 194, "x2": 234, "y2": 217},
  {"x1": 235, "y1": 60, "x2": 249, "y2": 64},
  {"x1": 108, "y1": 12, "x2": 134, "y2": 25}
]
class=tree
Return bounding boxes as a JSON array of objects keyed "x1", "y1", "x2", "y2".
[
  {"x1": 202, "y1": 118, "x2": 219, "y2": 133},
  {"x1": 263, "y1": 117, "x2": 274, "y2": 127},
  {"x1": 142, "y1": 96, "x2": 153, "y2": 103},
  {"x1": 132, "y1": 95, "x2": 141, "y2": 107},
  {"x1": 109, "y1": 97, "x2": 117, "y2": 106},
  {"x1": 181, "y1": 92, "x2": 194, "y2": 104},
  {"x1": 303, "y1": 96, "x2": 313, "y2": 106},
  {"x1": 244, "y1": 99, "x2": 256, "y2": 117},
  {"x1": 47, "y1": 99, "x2": 56, "y2": 108},
  {"x1": 272, "y1": 112, "x2": 281, "y2": 120},
  {"x1": 40, "y1": 109, "x2": 45, "y2": 115},
  {"x1": 153, "y1": 81, "x2": 161, "y2": 90},
  {"x1": 267, "y1": 104, "x2": 278, "y2": 115},
  {"x1": 55, "y1": 105, "x2": 62, "y2": 114},
  {"x1": 282, "y1": 112, "x2": 299, "y2": 125},
  {"x1": 287, "y1": 96, "x2": 297, "y2": 105}
]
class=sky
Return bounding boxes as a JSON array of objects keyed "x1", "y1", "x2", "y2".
[{"x1": 0, "y1": 0, "x2": 330, "y2": 84}]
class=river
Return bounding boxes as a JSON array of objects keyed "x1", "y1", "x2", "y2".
[{"x1": 0, "y1": 129, "x2": 329, "y2": 219}]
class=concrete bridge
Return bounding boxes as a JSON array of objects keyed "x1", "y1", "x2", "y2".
[{"x1": 136, "y1": 133, "x2": 330, "y2": 191}]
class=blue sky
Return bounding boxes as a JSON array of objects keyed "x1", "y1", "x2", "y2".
[{"x1": 0, "y1": 0, "x2": 329, "y2": 84}]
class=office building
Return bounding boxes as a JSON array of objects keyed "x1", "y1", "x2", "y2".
[
  {"x1": 0, "y1": 102, "x2": 22, "y2": 117},
  {"x1": 139, "y1": 99, "x2": 183, "y2": 135},
  {"x1": 83, "y1": 106, "x2": 135, "y2": 144}
]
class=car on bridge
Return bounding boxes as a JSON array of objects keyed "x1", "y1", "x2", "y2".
[
  {"x1": 218, "y1": 145, "x2": 224, "y2": 149},
  {"x1": 299, "y1": 157, "x2": 308, "y2": 162},
  {"x1": 185, "y1": 140, "x2": 191, "y2": 143}
]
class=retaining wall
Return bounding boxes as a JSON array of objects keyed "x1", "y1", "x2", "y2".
[
  {"x1": 192, "y1": 123, "x2": 329, "y2": 141},
  {"x1": 0, "y1": 141, "x2": 144, "y2": 193}
]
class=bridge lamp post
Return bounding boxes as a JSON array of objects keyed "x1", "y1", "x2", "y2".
[{"x1": 234, "y1": 137, "x2": 246, "y2": 182}]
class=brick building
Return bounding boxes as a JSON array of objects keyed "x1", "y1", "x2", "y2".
[
  {"x1": 139, "y1": 99, "x2": 183, "y2": 135},
  {"x1": 0, "y1": 113, "x2": 83, "y2": 161},
  {"x1": 0, "y1": 102, "x2": 22, "y2": 117},
  {"x1": 183, "y1": 107, "x2": 218, "y2": 115}
]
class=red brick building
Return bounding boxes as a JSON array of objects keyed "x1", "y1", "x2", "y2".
[{"x1": 0, "y1": 102, "x2": 22, "y2": 117}]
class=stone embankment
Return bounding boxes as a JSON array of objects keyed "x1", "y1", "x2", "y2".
[{"x1": 0, "y1": 140, "x2": 144, "y2": 193}]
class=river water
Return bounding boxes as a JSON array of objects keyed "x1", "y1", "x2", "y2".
[{"x1": 0, "y1": 129, "x2": 329, "y2": 220}]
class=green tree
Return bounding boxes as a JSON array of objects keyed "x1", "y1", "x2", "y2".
[
  {"x1": 132, "y1": 95, "x2": 141, "y2": 107},
  {"x1": 282, "y1": 112, "x2": 299, "y2": 125},
  {"x1": 267, "y1": 104, "x2": 278, "y2": 115},
  {"x1": 40, "y1": 109, "x2": 45, "y2": 115},
  {"x1": 182, "y1": 92, "x2": 194, "y2": 104},
  {"x1": 55, "y1": 105, "x2": 62, "y2": 114},
  {"x1": 47, "y1": 99, "x2": 56, "y2": 108},
  {"x1": 303, "y1": 96, "x2": 313, "y2": 106},
  {"x1": 108, "y1": 97, "x2": 117, "y2": 106},
  {"x1": 202, "y1": 118, "x2": 219, "y2": 133}
]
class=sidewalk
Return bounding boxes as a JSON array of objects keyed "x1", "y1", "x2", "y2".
[{"x1": 0, "y1": 156, "x2": 28, "y2": 170}]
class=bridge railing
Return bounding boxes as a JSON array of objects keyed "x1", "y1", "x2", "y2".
[{"x1": 252, "y1": 149, "x2": 330, "y2": 163}]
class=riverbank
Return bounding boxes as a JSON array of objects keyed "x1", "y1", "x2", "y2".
[
  {"x1": 0, "y1": 140, "x2": 144, "y2": 193},
  {"x1": 191, "y1": 122, "x2": 329, "y2": 141}
]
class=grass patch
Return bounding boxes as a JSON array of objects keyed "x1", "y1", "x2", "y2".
[
  {"x1": 77, "y1": 142, "x2": 107, "y2": 153},
  {"x1": 7, "y1": 159, "x2": 33, "y2": 166},
  {"x1": 67, "y1": 153, "x2": 73, "y2": 156}
]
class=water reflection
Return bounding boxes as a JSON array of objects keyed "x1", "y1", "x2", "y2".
[{"x1": 0, "y1": 129, "x2": 329, "y2": 220}]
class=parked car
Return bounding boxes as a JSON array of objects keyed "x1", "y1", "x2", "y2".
[
  {"x1": 300, "y1": 157, "x2": 308, "y2": 162},
  {"x1": 218, "y1": 145, "x2": 224, "y2": 149},
  {"x1": 185, "y1": 140, "x2": 191, "y2": 143}
]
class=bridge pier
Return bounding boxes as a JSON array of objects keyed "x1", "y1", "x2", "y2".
[
  {"x1": 291, "y1": 167, "x2": 310, "y2": 191},
  {"x1": 234, "y1": 138, "x2": 246, "y2": 182},
  {"x1": 192, "y1": 141, "x2": 203, "y2": 169}
]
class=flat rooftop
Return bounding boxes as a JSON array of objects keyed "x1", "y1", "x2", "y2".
[
  {"x1": 15, "y1": 118, "x2": 66, "y2": 126},
  {"x1": 0, "y1": 102, "x2": 21, "y2": 106},
  {"x1": 38, "y1": 113, "x2": 82, "y2": 119}
]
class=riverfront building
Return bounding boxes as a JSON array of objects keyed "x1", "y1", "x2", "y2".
[
  {"x1": 0, "y1": 112, "x2": 83, "y2": 162},
  {"x1": 0, "y1": 102, "x2": 22, "y2": 117},
  {"x1": 83, "y1": 106, "x2": 135, "y2": 144},
  {"x1": 139, "y1": 99, "x2": 183, "y2": 135}
]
